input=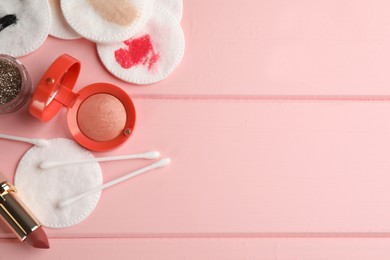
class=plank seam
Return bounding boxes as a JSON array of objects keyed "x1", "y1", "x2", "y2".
[
  {"x1": 4, "y1": 233, "x2": 390, "y2": 239},
  {"x1": 131, "y1": 94, "x2": 390, "y2": 102}
]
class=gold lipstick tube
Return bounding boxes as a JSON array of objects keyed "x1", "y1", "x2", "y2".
[
  {"x1": 0, "y1": 180, "x2": 41, "y2": 241},
  {"x1": 0, "y1": 173, "x2": 49, "y2": 248}
]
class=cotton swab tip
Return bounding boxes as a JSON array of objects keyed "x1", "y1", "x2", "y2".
[
  {"x1": 33, "y1": 139, "x2": 50, "y2": 147},
  {"x1": 143, "y1": 151, "x2": 160, "y2": 159},
  {"x1": 0, "y1": 134, "x2": 49, "y2": 147},
  {"x1": 57, "y1": 200, "x2": 71, "y2": 209},
  {"x1": 38, "y1": 161, "x2": 52, "y2": 169},
  {"x1": 153, "y1": 158, "x2": 171, "y2": 168}
]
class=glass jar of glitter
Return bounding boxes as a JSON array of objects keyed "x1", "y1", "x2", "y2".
[{"x1": 0, "y1": 54, "x2": 32, "y2": 114}]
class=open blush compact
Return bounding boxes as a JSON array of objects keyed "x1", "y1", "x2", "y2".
[{"x1": 29, "y1": 54, "x2": 136, "y2": 152}]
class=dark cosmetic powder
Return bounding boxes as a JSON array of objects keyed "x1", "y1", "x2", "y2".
[{"x1": 0, "y1": 58, "x2": 22, "y2": 105}]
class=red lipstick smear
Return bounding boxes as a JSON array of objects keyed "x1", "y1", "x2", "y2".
[{"x1": 115, "y1": 34, "x2": 160, "y2": 71}]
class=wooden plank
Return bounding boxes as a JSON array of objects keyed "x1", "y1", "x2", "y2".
[
  {"x1": 3, "y1": 238, "x2": 390, "y2": 259},
  {"x1": 2, "y1": 100, "x2": 390, "y2": 237}
]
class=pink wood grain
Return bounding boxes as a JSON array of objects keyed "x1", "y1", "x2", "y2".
[
  {"x1": 2, "y1": 100, "x2": 390, "y2": 238},
  {"x1": 2, "y1": 0, "x2": 390, "y2": 257},
  {"x1": 3, "y1": 238, "x2": 390, "y2": 259}
]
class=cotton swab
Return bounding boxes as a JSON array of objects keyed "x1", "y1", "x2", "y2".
[
  {"x1": 39, "y1": 151, "x2": 160, "y2": 169},
  {"x1": 57, "y1": 158, "x2": 171, "y2": 208},
  {"x1": 0, "y1": 133, "x2": 49, "y2": 147}
]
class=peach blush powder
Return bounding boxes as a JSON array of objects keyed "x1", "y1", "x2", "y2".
[{"x1": 77, "y1": 93, "x2": 127, "y2": 142}]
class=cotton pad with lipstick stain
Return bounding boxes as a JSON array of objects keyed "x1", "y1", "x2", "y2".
[
  {"x1": 29, "y1": 54, "x2": 136, "y2": 152},
  {"x1": 49, "y1": 0, "x2": 81, "y2": 40},
  {"x1": 60, "y1": 0, "x2": 153, "y2": 43},
  {"x1": 97, "y1": 4, "x2": 185, "y2": 85},
  {"x1": 14, "y1": 138, "x2": 102, "y2": 228},
  {"x1": 0, "y1": 0, "x2": 51, "y2": 57}
]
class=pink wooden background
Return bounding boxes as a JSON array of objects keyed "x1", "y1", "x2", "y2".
[{"x1": 2, "y1": 0, "x2": 390, "y2": 258}]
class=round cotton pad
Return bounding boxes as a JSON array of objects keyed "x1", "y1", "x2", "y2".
[
  {"x1": 97, "y1": 4, "x2": 185, "y2": 85},
  {"x1": 0, "y1": 0, "x2": 51, "y2": 57},
  {"x1": 14, "y1": 138, "x2": 102, "y2": 228},
  {"x1": 49, "y1": 0, "x2": 81, "y2": 39},
  {"x1": 161, "y1": 0, "x2": 183, "y2": 21},
  {"x1": 61, "y1": 0, "x2": 153, "y2": 44}
]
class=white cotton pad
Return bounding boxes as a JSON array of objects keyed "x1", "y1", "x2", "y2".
[
  {"x1": 0, "y1": 0, "x2": 51, "y2": 57},
  {"x1": 14, "y1": 138, "x2": 102, "y2": 228},
  {"x1": 61, "y1": 0, "x2": 153, "y2": 44},
  {"x1": 49, "y1": 0, "x2": 81, "y2": 40},
  {"x1": 160, "y1": 0, "x2": 183, "y2": 21},
  {"x1": 97, "y1": 4, "x2": 185, "y2": 85}
]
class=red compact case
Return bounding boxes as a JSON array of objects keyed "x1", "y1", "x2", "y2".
[{"x1": 30, "y1": 54, "x2": 136, "y2": 152}]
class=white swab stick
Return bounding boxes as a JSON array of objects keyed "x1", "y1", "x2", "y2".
[
  {"x1": 39, "y1": 151, "x2": 160, "y2": 169},
  {"x1": 58, "y1": 158, "x2": 171, "y2": 208},
  {"x1": 0, "y1": 133, "x2": 49, "y2": 147}
]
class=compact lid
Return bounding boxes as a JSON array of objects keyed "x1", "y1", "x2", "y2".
[{"x1": 30, "y1": 54, "x2": 80, "y2": 122}]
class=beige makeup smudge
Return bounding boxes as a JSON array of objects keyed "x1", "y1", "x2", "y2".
[
  {"x1": 77, "y1": 93, "x2": 127, "y2": 142},
  {"x1": 87, "y1": 0, "x2": 138, "y2": 26},
  {"x1": 49, "y1": 0, "x2": 61, "y2": 17}
]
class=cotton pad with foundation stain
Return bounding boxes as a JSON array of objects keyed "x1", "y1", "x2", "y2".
[
  {"x1": 97, "y1": 4, "x2": 185, "y2": 85},
  {"x1": 49, "y1": 0, "x2": 81, "y2": 40},
  {"x1": 0, "y1": 0, "x2": 51, "y2": 57},
  {"x1": 60, "y1": 0, "x2": 153, "y2": 44},
  {"x1": 14, "y1": 138, "x2": 102, "y2": 228}
]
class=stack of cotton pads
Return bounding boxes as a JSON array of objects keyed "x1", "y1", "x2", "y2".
[
  {"x1": 0, "y1": 0, "x2": 184, "y2": 84},
  {"x1": 55, "y1": 0, "x2": 185, "y2": 85},
  {"x1": 97, "y1": 3, "x2": 184, "y2": 84}
]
